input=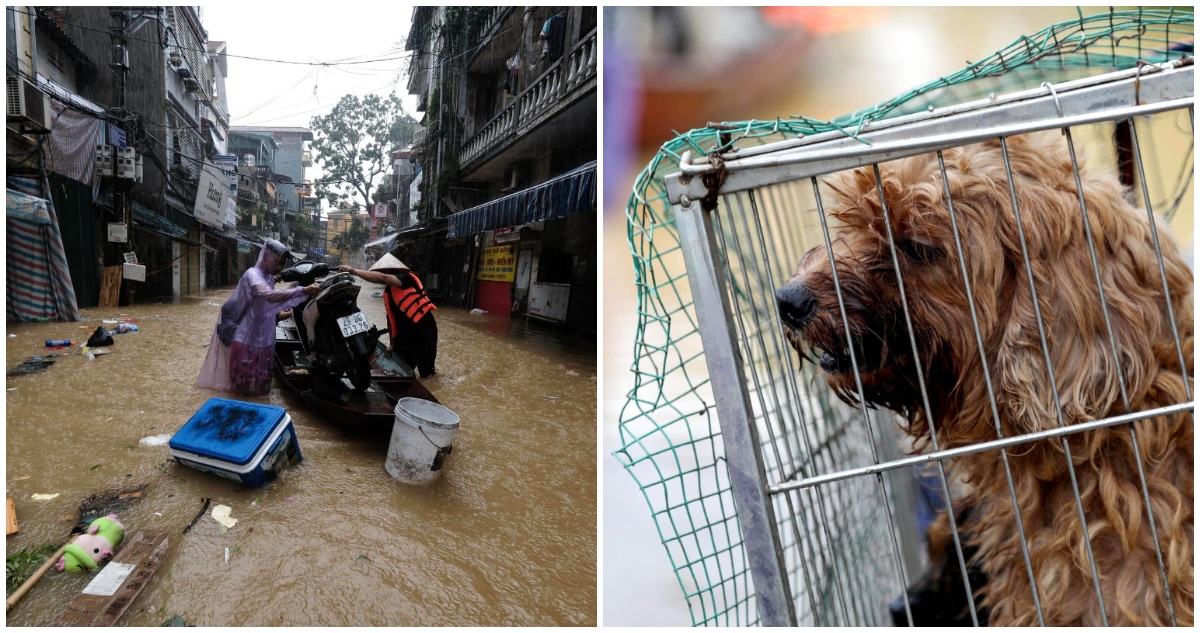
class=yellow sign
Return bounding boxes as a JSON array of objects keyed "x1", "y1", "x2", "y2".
[{"x1": 477, "y1": 244, "x2": 516, "y2": 282}]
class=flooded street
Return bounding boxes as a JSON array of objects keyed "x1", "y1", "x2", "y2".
[{"x1": 5, "y1": 278, "x2": 596, "y2": 626}]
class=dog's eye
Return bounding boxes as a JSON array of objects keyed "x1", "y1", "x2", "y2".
[{"x1": 895, "y1": 239, "x2": 943, "y2": 264}]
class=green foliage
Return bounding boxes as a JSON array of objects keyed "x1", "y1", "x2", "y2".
[
  {"x1": 331, "y1": 215, "x2": 371, "y2": 252},
  {"x1": 236, "y1": 201, "x2": 268, "y2": 228},
  {"x1": 289, "y1": 214, "x2": 317, "y2": 246},
  {"x1": 6, "y1": 543, "x2": 58, "y2": 595},
  {"x1": 160, "y1": 614, "x2": 193, "y2": 626},
  {"x1": 310, "y1": 93, "x2": 417, "y2": 214},
  {"x1": 433, "y1": 154, "x2": 459, "y2": 194},
  {"x1": 439, "y1": 7, "x2": 493, "y2": 52}
]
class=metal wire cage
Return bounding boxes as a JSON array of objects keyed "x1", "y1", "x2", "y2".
[{"x1": 616, "y1": 10, "x2": 1193, "y2": 627}]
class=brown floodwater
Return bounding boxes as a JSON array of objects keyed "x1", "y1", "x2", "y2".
[{"x1": 5, "y1": 278, "x2": 596, "y2": 626}]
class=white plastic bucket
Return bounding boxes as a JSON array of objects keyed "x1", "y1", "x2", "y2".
[{"x1": 386, "y1": 398, "x2": 460, "y2": 484}]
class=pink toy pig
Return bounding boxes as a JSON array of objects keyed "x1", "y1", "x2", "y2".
[{"x1": 55, "y1": 514, "x2": 126, "y2": 572}]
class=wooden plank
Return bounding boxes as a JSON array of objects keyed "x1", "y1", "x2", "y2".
[
  {"x1": 99, "y1": 266, "x2": 123, "y2": 308},
  {"x1": 5, "y1": 498, "x2": 16, "y2": 535},
  {"x1": 48, "y1": 531, "x2": 168, "y2": 627}
]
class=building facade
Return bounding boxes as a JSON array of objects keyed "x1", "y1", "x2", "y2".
[
  {"x1": 228, "y1": 125, "x2": 314, "y2": 249},
  {"x1": 21, "y1": 6, "x2": 242, "y2": 303},
  {"x1": 402, "y1": 7, "x2": 597, "y2": 329}
]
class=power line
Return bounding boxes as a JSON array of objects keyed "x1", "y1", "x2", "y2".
[{"x1": 8, "y1": 7, "x2": 411, "y2": 68}]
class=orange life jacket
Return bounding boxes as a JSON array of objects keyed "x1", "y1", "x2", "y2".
[{"x1": 384, "y1": 272, "x2": 436, "y2": 329}]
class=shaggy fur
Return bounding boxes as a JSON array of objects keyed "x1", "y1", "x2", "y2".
[{"x1": 776, "y1": 133, "x2": 1193, "y2": 626}]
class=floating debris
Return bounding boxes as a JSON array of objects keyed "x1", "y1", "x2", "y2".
[
  {"x1": 182, "y1": 498, "x2": 211, "y2": 534},
  {"x1": 7, "y1": 358, "x2": 55, "y2": 377},
  {"x1": 78, "y1": 485, "x2": 146, "y2": 522},
  {"x1": 211, "y1": 505, "x2": 237, "y2": 528},
  {"x1": 30, "y1": 493, "x2": 60, "y2": 501},
  {"x1": 139, "y1": 434, "x2": 173, "y2": 447}
]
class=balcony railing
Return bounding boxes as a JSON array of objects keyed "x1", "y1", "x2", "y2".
[
  {"x1": 459, "y1": 28, "x2": 597, "y2": 170},
  {"x1": 474, "y1": 7, "x2": 511, "y2": 45}
]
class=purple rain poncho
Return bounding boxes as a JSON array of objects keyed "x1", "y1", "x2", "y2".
[{"x1": 196, "y1": 240, "x2": 309, "y2": 397}]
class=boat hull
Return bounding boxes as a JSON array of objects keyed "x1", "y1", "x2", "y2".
[{"x1": 273, "y1": 320, "x2": 439, "y2": 434}]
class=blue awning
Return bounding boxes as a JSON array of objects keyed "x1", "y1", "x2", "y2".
[{"x1": 447, "y1": 160, "x2": 595, "y2": 239}]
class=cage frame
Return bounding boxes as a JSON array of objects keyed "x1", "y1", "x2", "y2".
[{"x1": 661, "y1": 59, "x2": 1194, "y2": 626}]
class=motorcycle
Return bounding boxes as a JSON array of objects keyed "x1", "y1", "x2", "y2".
[{"x1": 278, "y1": 261, "x2": 381, "y2": 392}]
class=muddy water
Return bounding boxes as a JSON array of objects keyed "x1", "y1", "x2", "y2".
[{"x1": 5, "y1": 278, "x2": 596, "y2": 626}]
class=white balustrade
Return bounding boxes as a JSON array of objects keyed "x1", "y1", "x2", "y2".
[{"x1": 459, "y1": 29, "x2": 597, "y2": 168}]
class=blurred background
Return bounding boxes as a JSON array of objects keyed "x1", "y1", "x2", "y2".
[{"x1": 601, "y1": 6, "x2": 1193, "y2": 626}]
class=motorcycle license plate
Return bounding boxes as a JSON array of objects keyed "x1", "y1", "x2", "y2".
[{"x1": 337, "y1": 312, "x2": 370, "y2": 338}]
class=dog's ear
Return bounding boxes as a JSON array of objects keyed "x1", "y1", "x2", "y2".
[{"x1": 990, "y1": 172, "x2": 1190, "y2": 442}]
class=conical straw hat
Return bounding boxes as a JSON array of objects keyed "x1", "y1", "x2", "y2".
[{"x1": 368, "y1": 253, "x2": 408, "y2": 271}]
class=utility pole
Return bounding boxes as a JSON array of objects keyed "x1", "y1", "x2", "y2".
[
  {"x1": 105, "y1": 7, "x2": 166, "y2": 301},
  {"x1": 107, "y1": 8, "x2": 131, "y2": 284},
  {"x1": 107, "y1": 8, "x2": 165, "y2": 233}
]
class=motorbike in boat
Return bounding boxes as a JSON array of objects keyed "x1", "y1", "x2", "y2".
[
  {"x1": 277, "y1": 261, "x2": 377, "y2": 392},
  {"x1": 273, "y1": 261, "x2": 440, "y2": 433}
]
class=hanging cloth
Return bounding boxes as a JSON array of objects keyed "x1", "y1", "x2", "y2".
[{"x1": 541, "y1": 12, "x2": 567, "y2": 63}]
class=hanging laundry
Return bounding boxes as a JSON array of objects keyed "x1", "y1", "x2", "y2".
[
  {"x1": 505, "y1": 52, "x2": 521, "y2": 95},
  {"x1": 541, "y1": 12, "x2": 567, "y2": 63}
]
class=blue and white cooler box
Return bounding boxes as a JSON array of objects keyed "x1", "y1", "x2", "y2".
[{"x1": 169, "y1": 398, "x2": 303, "y2": 487}]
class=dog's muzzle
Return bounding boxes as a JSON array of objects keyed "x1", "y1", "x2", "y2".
[
  {"x1": 776, "y1": 279, "x2": 856, "y2": 374},
  {"x1": 776, "y1": 280, "x2": 816, "y2": 330}
]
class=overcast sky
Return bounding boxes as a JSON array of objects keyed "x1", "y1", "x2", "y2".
[{"x1": 200, "y1": 5, "x2": 422, "y2": 192}]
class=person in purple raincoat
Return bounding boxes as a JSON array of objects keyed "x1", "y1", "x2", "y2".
[{"x1": 197, "y1": 239, "x2": 319, "y2": 397}]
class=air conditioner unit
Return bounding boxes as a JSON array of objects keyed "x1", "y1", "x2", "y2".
[
  {"x1": 169, "y1": 51, "x2": 183, "y2": 67},
  {"x1": 183, "y1": 77, "x2": 200, "y2": 92},
  {"x1": 6, "y1": 76, "x2": 51, "y2": 134}
]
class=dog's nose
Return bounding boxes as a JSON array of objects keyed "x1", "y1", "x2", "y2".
[{"x1": 776, "y1": 282, "x2": 816, "y2": 330}]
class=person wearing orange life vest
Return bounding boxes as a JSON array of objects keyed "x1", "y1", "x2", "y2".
[{"x1": 338, "y1": 253, "x2": 437, "y2": 377}]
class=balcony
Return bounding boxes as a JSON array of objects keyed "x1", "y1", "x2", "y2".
[
  {"x1": 458, "y1": 27, "x2": 597, "y2": 171},
  {"x1": 473, "y1": 7, "x2": 511, "y2": 45}
]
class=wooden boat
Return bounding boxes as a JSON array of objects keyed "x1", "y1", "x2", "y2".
[{"x1": 273, "y1": 319, "x2": 439, "y2": 434}]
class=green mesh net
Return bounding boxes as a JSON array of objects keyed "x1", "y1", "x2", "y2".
[{"x1": 615, "y1": 8, "x2": 1193, "y2": 627}]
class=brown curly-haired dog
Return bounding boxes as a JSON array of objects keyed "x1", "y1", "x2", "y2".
[{"x1": 775, "y1": 133, "x2": 1193, "y2": 626}]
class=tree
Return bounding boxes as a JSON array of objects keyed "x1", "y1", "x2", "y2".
[
  {"x1": 289, "y1": 214, "x2": 317, "y2": 249},
  {"x1": 310, "y1": 93, "x2": 417, "y2": 214},
  {"x1": 331, "y1": 215, "x2": 371, "y2": 252}
]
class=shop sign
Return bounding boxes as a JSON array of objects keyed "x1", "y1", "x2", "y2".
[
  {"x1": 107, "y1": 124, "x2": 127, "y2": 149},
  {"x1": 477, "y1": 244, "x2": 516, "y2": 282},
  {"x1": 193, "y1": 162, "x2": 229, "y2": 228},
  {"x1": 214, "y1": 154, "x2": 239, "y2": 195},
  {"x1": 494, "y1": 226, "x2": 521, "y2": 244}
]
